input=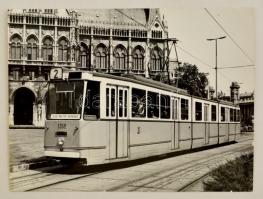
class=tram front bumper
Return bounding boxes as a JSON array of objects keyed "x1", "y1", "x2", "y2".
[{"x1": 45, "y1": 150, "x2": 80, "y2": 158}]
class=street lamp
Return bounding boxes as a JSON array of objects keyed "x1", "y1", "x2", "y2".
[{"x1": 207, "y1": 36, "x2": 226, "y2": 100}]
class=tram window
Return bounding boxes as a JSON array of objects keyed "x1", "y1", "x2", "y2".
[
  {"x1": 230, "y1": 108, "x2": 234, "y2": 122},
  {"x1": 147, "y1": 91, "x2": 159, "y2": 118},
  {"x1": 233, "y1": 109, "x2": 237, "y2": 122},
  {"x1": 124, "y1": 90, "x2": 127, "y2": 117},
  {"x1": 119, "y1": 89, "x2": 123, "y2": 117},
  {"x1": 195, "y1": 102, "x2": 202, "y2": 121},
  {"x1": 161, "y1": 95, "x2": 170, "y2": 119},
  {"x1": 181, "y1": 98, "x2": 189, "y2": 120},
  {"x1": 106, "y1": 88, "x2": 109, "y2": 116},
  {"x1": 172, "y1": 99, "x2": 178, "y2": 120},
  {"x1": 221, "y1": 107, "x2": 225, "y2": 122},
  {"x1": 211, "y1": 105, "x2": 217, "y2": 121},
  {"x1": 132, "y1": 88, "x2": 146, "y2": 118},
  {"x1": 111, "y1": 89, "x2": 115, "y2": 117},
  {"x1": 204, "y1": 104, "x2": 209, "y2": 122},
  {"x1": 236, "y1": 109, "x2": 240, "y2": 122},
  {"x1": 225, "y1": 108, "x2": 229, "y2": 122},
  {"x1": 84, "y1": 81, "x2": 100, "y2": 119}
]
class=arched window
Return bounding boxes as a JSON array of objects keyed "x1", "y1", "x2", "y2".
[
  {"x1": 150, "y1": 47, "x2": 163, "y2": 71},
  {"x1": 27, "y1": 36, "x2": 38, "y2": 60},
  {"x1": 113, "y1": 45, "x2": 127, "y2": 70},
  {"x1": 80, "y1": 43, "x2": 90, "y2": 69},
  {"x1": 58, "y1": 38, "x2": 69, "y2": 61},
  {"x1": 42, "y1": 37, "x2": 53, "y2": 61},
  {"x1": 10, "y1": 35, "x2": 22, "y2": 60},
  {"x1": 132, "y1": 46, "x2": 144, "y2": 71},
  {"x1": 95, "y1": 44, "x2": 107, "y2": 69}
]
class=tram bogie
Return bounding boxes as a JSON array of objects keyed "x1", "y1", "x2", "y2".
[{"x1": 44, "y1": 69, "x2": 241, "y2": 165}]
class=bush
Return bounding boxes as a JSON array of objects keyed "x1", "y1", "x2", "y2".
[{"x1": 203, "y1": 153, "x2": 253, "y2": 191}]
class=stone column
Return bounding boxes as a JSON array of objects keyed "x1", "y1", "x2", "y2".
[
  {"x1": 54, "y1": 18, "x2": 58, "y2": 62},
  {"x1": 38, "y1": 17, "x2": 42, "y2": 60},
  {"x1": 41, "y1": 103, "x2": 46, "y2": 127},
  {"x1": 128, "y1": 33, "x2": 132, "y2": 72},
  {"x1": 22, "y1": 16, "x2": 27, "y2": 62},
  {"x1": 109, "y1": 30, "x2": 113, "y2": 72},
  {"x1": 9, "y1": 103, "x2": 14, "y2": 126},
  {"x1": 33, "y1": 102, "x2": 37, "y2": 126},
  {"x1": 90, "y1": 35, "x2": 94, "y2": 70},
  {"x1": 145, "y1": 37, "x2": 150, "y2": 78}
]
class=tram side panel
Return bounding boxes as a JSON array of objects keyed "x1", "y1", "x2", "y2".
[
  {"x1": 209, "y1": 123, "x2": 219, "y2": 145},
  {"x1": 235, "y1": 123, "x2": 241, "y2": 139},
  {"x1": 129, "y1": 121, "x2": 173, "y2": 159},
  {"x1": 192, "y1": 123, "x2": 206, "y2": 148},
  {"x1": 79, "y1": 120, "x2": 108, "y2": 164},
  {"x1": 178, "y1": 122, "x2": 192, "y2": 150},
  {"x1": 219, "y1": 123, "x2": 228, "y2": 144},
  {"x1": 228, "y1": 123, "x2": 236, "y2": 141}
]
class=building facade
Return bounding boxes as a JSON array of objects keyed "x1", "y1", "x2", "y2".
[
  {"x1": 8, "y1": 9, "x2": 169, "y2": 127},
  {"x1": 239, "y1": 92, "x2": 254, "y2": 131},
  {"x1": 218, "y1": 82, "x2": 254, "y2": 132}
]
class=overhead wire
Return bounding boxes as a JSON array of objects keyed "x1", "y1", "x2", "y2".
[
  {"x1": 176, "y1": 45, "x2": 234, "y2": 83},
  {"x1": 204, "y1": 8, "x2": 254, "y2": 65}
]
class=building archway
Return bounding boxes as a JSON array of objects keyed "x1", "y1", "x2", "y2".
[{"x1": 13, "y1": 87, "x2": 35, "y2": 125}]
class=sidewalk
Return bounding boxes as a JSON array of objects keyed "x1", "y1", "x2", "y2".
[{"x1": 9, "y1": 128, "x2": 45, "y2": 167}]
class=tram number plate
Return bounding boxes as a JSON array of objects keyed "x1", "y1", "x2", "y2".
[
  {"x1": 58, "y1": 123, "x2": 66, "y2": 130},
  {"x1": 50, "y1": 68, "x2": 63, "y2": 79}
]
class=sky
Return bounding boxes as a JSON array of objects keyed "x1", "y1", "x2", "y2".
[{"x1": 161, "y1": 7, "x2": 255, "y2": 95}]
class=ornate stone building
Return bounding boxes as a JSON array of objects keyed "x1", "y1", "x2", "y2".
[
  {"x1": 218, "y1": 82, "x2": 254, "y2": 131},
  {"x1": 8, "y1": 9, "x2": 169, "y2": 127}
]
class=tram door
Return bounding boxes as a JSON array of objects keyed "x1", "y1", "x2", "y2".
[
  {"x1": 225, "y1": 108, "x2": 230, "y2": 142},
  {"x1": 204, "y1": 104, "x2": 209, "y2": 144},
  {"x1": 107, "y1": 85, "x2": 128, "y2": 159},
  {"x1": 171, "y1": 97, "x2": 179, "y2": 149}
]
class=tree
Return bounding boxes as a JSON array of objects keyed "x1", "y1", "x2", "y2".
[{"x1": 177, "y1": 63, "x2": 208, "y2": 98}]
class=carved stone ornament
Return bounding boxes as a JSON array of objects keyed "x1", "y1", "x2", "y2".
[
  {"x1": 41, "y1": 29, "x2": 55, "y2": 37},
  {"x1": 26, "y1": 29, "x2": 39, "y2": 37},
  {"x1": 9, "y1": 28, "x2": 23, "y2": 37},
  {"x1": 57, "y1": 30, "x2": 69, "y2": 39}
]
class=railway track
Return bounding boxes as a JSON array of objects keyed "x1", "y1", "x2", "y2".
[{"x1": 10, "y1": 135, "x2": 253, "y2": 192}]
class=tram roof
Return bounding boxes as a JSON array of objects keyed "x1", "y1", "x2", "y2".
[
  {"x1": 91, "y1": 72, "x2": 189, "y2": 95},
  {"x1": 66, "y1": 71, "x2": 238, "y2": 107}
]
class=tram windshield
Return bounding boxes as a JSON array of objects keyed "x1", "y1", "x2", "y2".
[{"x1": 47, "y1": 81, "x2": 84, "y2": 119}]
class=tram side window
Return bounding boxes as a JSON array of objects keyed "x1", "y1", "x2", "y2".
[
  {"x1": 132, "y1": 88, "x2": 146, "y2": 118},
  {"x1": 195, "y1": 102, "x2": 202, "y2": 121},
  {"x1": 147, "y1": 91, "x2": 159, "y2": 118},
  {"x1": 181, "y1": 98, "x2": 189, "y2": 120},
  {"x1": 119, "y1": 89, "x2": 128, "y2": 118},
  {"x1": 161, "y1": 94, "x2": 170, "y2": 119},
  {"x1": 84, "y1": 81, "x2": 100, "y2": 119},
  {"x1": 233, "y1": 109, "x2": 237, "y2": 122},
  {"x1": 106, "y1": 88, "x2": 109, "y2": 116},
  {"x1": 236, "y1": 109, "x2": 240, "y2": 122},
  {"x1": 111, "y1": 89, "x2": 115, "y2": 117},
  {"x1": 225, "y1": 108, "x2": 230, "y2": 122},
  {"x1": 211, "y1": 105, "x2": 217, "y2": 121},
  {"x1": 230, "y1": 108, "x2": 234, "y2": 122},
  {"x1": 221, "y1": 107, "x2": 225, "y2": 122}
]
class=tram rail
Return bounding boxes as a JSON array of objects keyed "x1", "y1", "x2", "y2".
[{"x1": 10, "y1": 135, "x2": 253, "y2": 192}]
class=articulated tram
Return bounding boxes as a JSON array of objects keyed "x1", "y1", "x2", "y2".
[{"x1": 44, "y1": 68, "x2": 241, "y2": 165}]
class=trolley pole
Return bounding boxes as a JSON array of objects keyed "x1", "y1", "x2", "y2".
[{"x1": 207, "y1": 36, "x2": 226, "y2": 100}]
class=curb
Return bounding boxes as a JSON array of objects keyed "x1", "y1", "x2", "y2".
[{"x1": 10, "y1": 159, "x2": 60, "y2": 173}]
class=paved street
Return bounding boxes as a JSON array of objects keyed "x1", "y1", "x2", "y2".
[
  {"x1": 9, "y1": 128, "x2": 45, "y2": 166},
  {"x1": 9, "y1": 133, "x2": 253, "y2": 192}
]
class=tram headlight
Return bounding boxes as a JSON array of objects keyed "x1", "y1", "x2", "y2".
[{"x1": 57, "y1": 137, "x2": 64, "y2": 147}]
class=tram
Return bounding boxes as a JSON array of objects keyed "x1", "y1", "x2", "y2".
[{"x1": 44, "y1": 68, "x2": 241, "y2": 165}]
